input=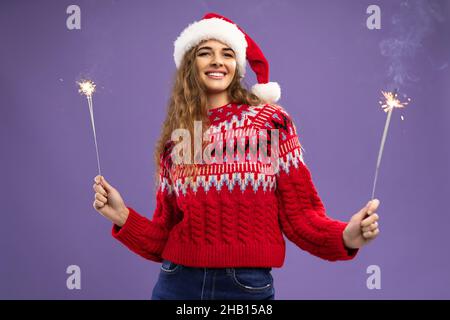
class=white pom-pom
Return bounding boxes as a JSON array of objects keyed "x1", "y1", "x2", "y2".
[{"x1": 251, "y1": 82, "x2": 281, "y2": 103}]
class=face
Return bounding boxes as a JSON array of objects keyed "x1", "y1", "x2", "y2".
[{"x1": 195, "y1": 39, "x2": 237, "y2": 94}]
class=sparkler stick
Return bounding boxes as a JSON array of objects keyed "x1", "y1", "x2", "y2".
[
  {"x1": 77, "y1": 80, "x2": 102, "y2": 176},
  {"x1": 370, "y1": 90, "x2": 410, "y2": 199}
]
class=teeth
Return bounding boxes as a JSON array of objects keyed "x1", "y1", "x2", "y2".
[{"x1": 206, "y1": 72, "x2": 225, "y2": 77}]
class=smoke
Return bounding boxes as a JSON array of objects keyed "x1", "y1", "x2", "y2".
[{"x1": 379, "y1": 0, "x2": 445, "y2": 90}]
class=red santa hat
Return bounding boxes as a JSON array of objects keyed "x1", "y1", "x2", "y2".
[{"x1": 173, "y1": 12, "x2": 281, "y2": 103}]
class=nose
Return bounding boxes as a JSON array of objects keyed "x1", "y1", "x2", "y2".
[{"x1": 210, "y1": 52, "x2": 224, "y2": 66}]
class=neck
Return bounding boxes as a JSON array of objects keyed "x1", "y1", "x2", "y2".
[{"x1": 207, "y1": 92, "x2": 230, "y2": 110}]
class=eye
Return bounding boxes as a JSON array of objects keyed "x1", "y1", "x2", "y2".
[{"x1": 198, "y1": 52, "x2": 234, "y2": 57}]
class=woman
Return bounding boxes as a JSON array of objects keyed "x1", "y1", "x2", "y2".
[{"x1": 92, "y1": 12, "x2": 380, "y2": 300}]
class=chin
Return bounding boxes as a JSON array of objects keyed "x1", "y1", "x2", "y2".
[
  {"x1": 204, "y1": 82, "x2": 230, "y2": 93},
  {"x1": 205, "y1": 86, "x2": 228, "y2": 93},
  {"x1": 201, "y1": 77, "x2": 231, "y2": 92}
]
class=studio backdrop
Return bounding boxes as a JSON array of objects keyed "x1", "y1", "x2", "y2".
[{"x1": 1, "y1": 0, "x2": 449, "y2": 299}]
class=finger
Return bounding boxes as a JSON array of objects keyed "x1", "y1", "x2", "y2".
[
  {"x1": 95, "y1": 192, "x2": 108, "y2": 203},
  {"x1": 94, "y1": 175, "x2": 102, "y2": 184},
  {"x1": 363, "y1": 228, "x2": 380, "y2": 239},
  {"x1": 363, "y1": 230, "x2": 374, "y2": 238},
  {"x1": 362, "y1": 222, "x2": 378, "y2": 232},
  {"x1": 361, "y1": 213, "x2": 379, "y2": 227},
  {"x1": 356, "y1": 200, "x2": 372, "y2": 218},
  {"x1": 94, "y1": 197, "x2": 106, "y2": 206},
  {"x1": 93, "y1": 184, "x2": 107, "y2": 196},
  {"x1": 94, "y1": 184, "x2": 107, "y2": 196},
  {"x1": 362, "y1": 225, "x2": 377, "y2": 233},
  {"x1": 372, "y1": 228, "x2": 380, "y2": 237},
  {"x1": 94, "y1": 200, "x2": 105, "y2": 209},
  {"x1": 93, "y1": 183, "x2": 105, "y2": 191},
  {"x1": 100, "y1": 176, "x2": 113, "y2": 192},
  {"x1": 357, "y1": 199, "x2": 378, "y2": 219},
  {"x1": 361, "y1": 214, "x2": 377, "y2": 228},
  {"x1": 364, "y1": 229, "x2": 380, "y2": 239},
  {"x1": 367, "y1": 199, "x2": 380, "y2": 215}
]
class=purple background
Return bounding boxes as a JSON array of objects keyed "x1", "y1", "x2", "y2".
[{"x1": 1, "y1": 0, "x2": 449, "y2": 299}]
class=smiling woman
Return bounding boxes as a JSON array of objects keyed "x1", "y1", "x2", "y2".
[{"x1": 92, "y1": 12, "x2": 381, "y2": 301}]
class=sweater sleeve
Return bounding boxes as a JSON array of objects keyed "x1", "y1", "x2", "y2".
[
  {"x1": 267, "y1": 105, "x2": 358, "y2": 261},
  {"x1": 111, "y1": 141, "x2": 182, "y2": 262}
]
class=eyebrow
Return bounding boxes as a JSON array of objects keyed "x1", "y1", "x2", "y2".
[{"x1": 197, "y1": 46, "x2": 235, "y2": 53}]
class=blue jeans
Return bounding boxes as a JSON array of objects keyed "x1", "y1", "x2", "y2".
[{"x1": 151, "y1": 259, "x2": 275, "y2": 300}]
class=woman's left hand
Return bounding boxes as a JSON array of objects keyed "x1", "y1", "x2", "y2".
[{"x1": 343, "y1": 199, "x2": 380, "y2": 249}]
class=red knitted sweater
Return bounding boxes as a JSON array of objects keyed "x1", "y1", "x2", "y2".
[{"x1": 112, "y1": 103, "x2": 358, "y2": 267}]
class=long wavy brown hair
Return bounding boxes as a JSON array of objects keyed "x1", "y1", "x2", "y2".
[{"x1": 153, "y1": 40, "x2": 262, "y2": 187}]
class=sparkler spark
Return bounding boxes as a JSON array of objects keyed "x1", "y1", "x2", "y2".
[
  {"x1": 371, "y1": 90, "x2": 411, "y2": 200},
  {"x1": 77, "y1": 80, "x2": 96, "y2": 97},
  {"x1": 378, "y1": 90, "x2": 411, "y2": 113}
]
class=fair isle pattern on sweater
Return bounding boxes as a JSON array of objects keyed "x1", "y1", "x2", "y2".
[
  {"x1": 112, "y1": 103, "x2": 358, "y2": 268},
  {"x1": 163, "y1": 104, "x2": 305, "y2": 196}
]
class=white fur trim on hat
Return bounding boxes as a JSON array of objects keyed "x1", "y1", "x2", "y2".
[
  {"x1": 251, "y1": 82, "x2": 281, "y2": 103},
  {"x1": 174, "y1": 17, "x2": 248, "y2": 76}
]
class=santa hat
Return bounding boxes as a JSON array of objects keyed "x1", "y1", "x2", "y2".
[{"x1": 173, "y1": 12, "x2": 281, "y2": 103}]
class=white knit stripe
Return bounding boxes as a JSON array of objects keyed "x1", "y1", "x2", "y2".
[{"x1": 250, "y1": 105, "x2": 278, "y2": 128}]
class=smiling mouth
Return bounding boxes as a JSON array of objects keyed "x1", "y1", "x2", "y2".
[{"x1": 205, "y1": 72, "x2": 226, "y2": 79}]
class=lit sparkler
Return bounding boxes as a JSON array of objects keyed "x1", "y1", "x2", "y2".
[
  {"x1": 77, "y1": 79, "x2": 102, "y2": 176},
  {"x1": 371, "y1": 90, "x2": 410, "y2": 199}
]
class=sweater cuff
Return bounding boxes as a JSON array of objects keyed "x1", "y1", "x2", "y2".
[
  {"x1": 111, "y1": 207, "x2": 168, "y2": 262},
  {"x1": 325, "y1": 221, "x2": 359, "y2": 261},
  {"x1": 111, "y1": 206, "x2": 149, "y2": 240}
]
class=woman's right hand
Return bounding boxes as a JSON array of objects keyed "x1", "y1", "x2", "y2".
[{"x1": 92, "y1": 175, "x2": 129, "y2": 227}]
